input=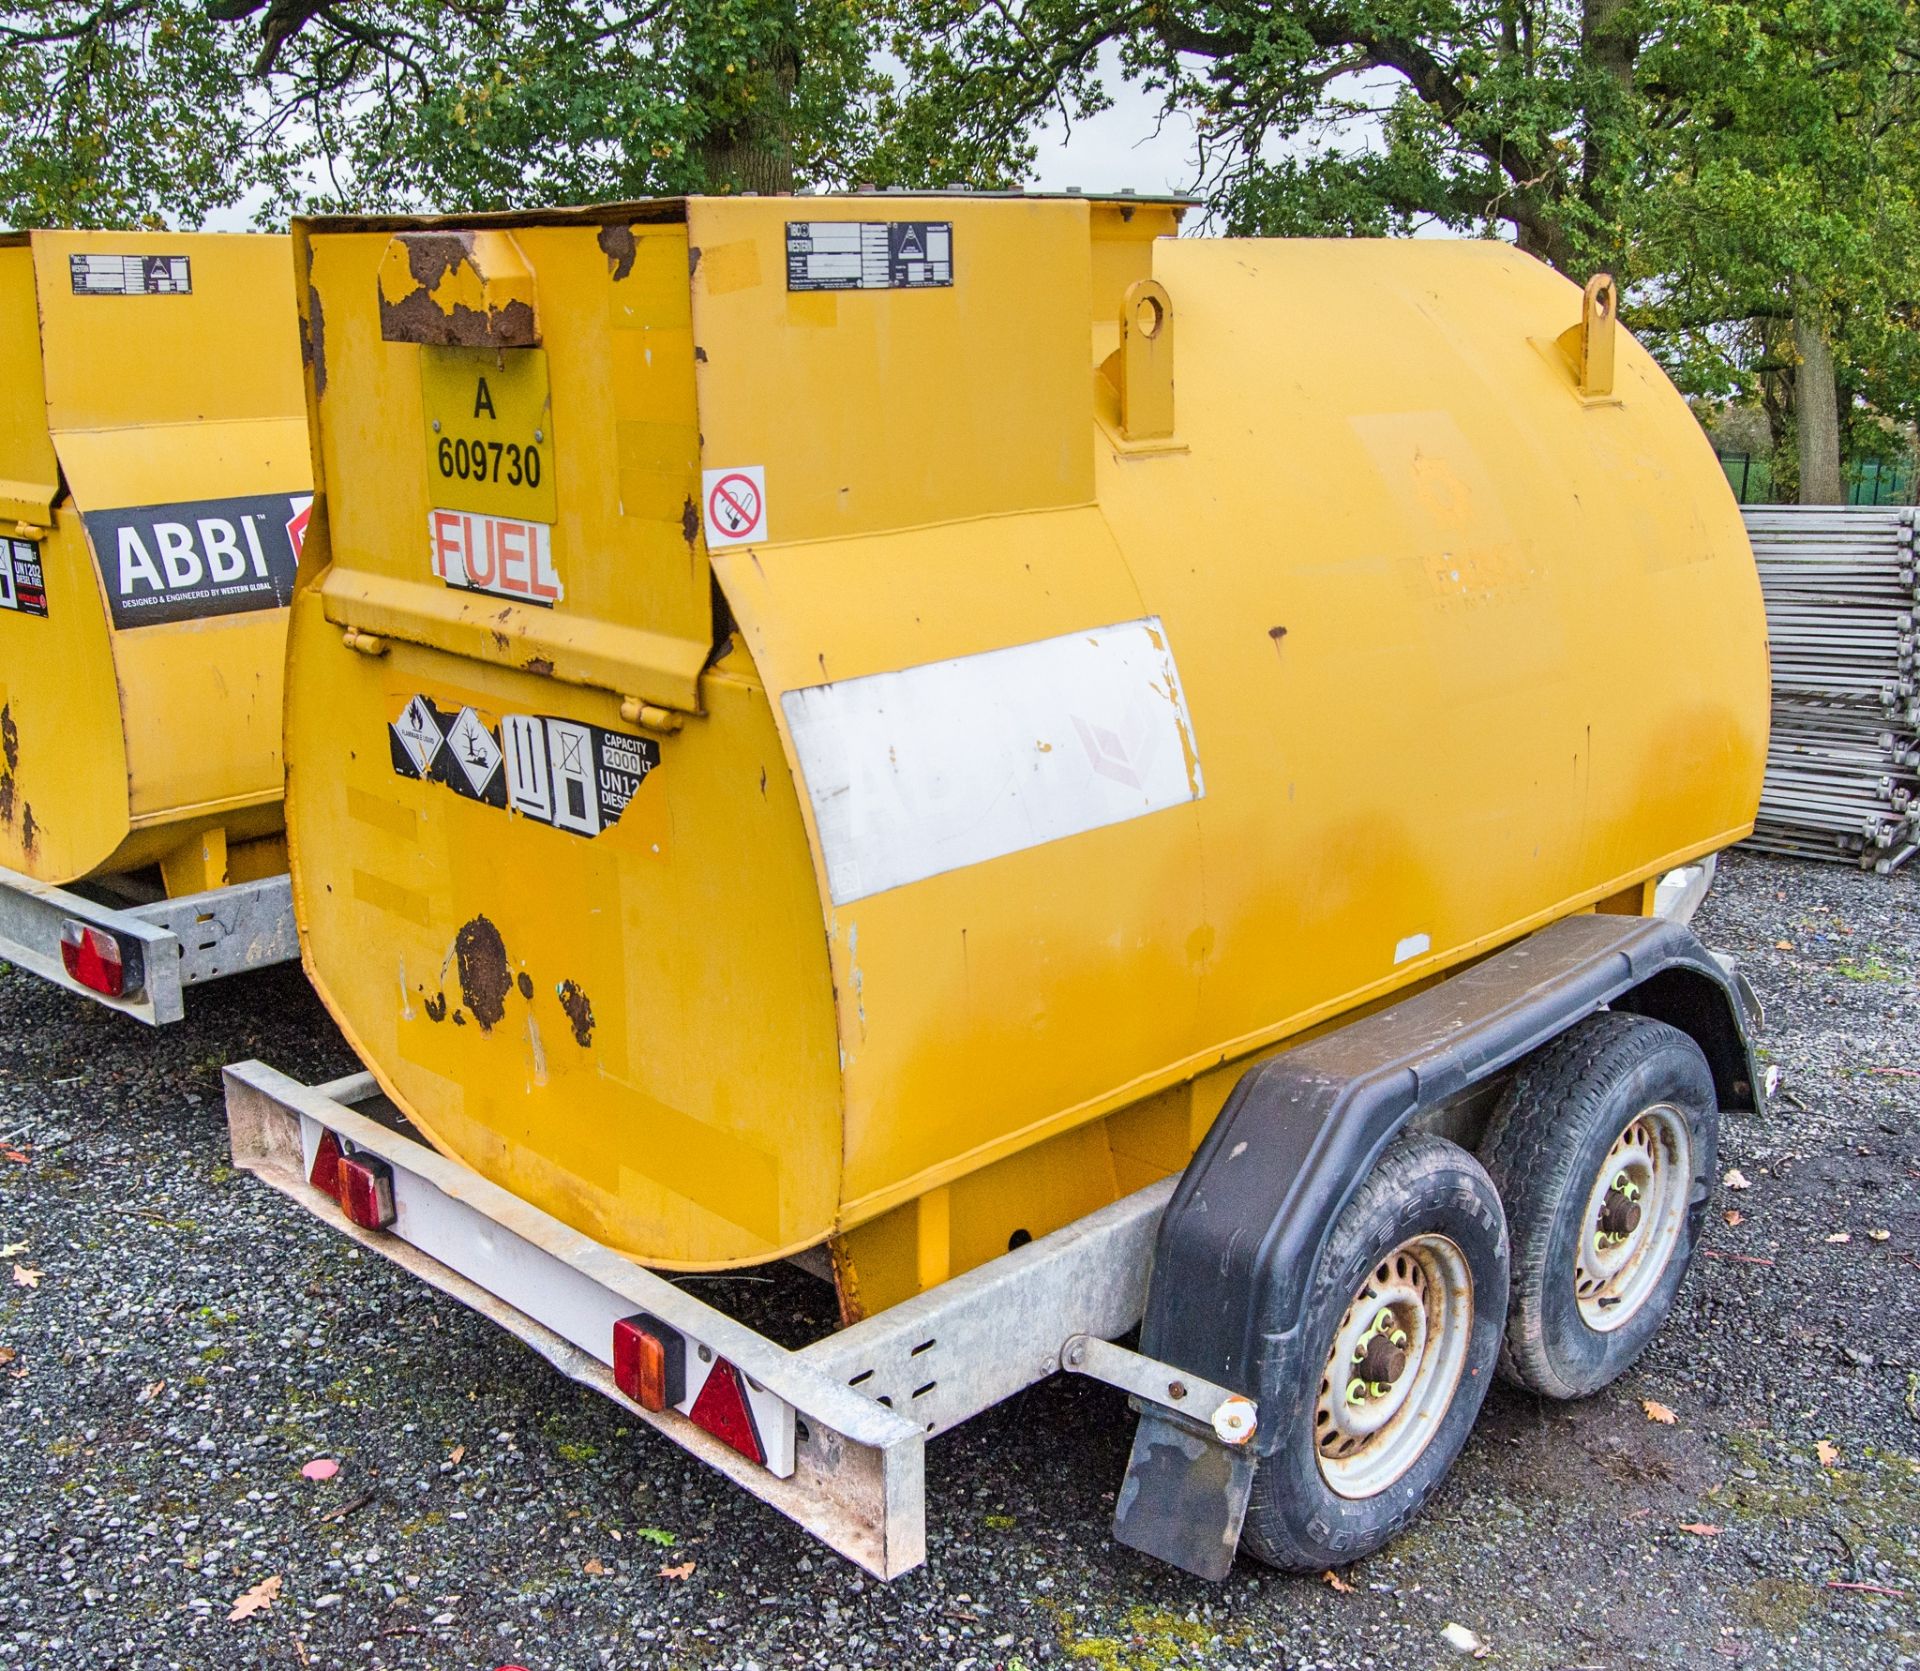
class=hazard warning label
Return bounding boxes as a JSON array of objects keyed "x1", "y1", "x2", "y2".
[
  {"x1": 389, "y1": 693, "x2": 660, "y2": 838},
  {"x1": 702, "y1": 465, "x2": 767, "y2": 549},
  {"x1": 785, "y1": 222, "x2": 952, "y2": 292},
  {"x1": 0, "y1": 538, "x2": 48, "y2": 618}
]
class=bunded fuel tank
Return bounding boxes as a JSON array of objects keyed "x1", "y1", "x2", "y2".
[
  {"x1": 0, "y1": 231, "x2": 309, "y2": 895},
  {"x1": 284, "y1": 196, "x2": 1767, "y2": 1311}
]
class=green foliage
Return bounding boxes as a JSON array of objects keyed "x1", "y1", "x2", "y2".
[
  {"x1": 875, "y1": 0, "x2": 1920, "y2": 474},
  {"x1": 0, "y1": 0, "x2": 884, "y2": 226},
  {"x1": 0, "y1": 0, "x2": 265, "y2": 227}
]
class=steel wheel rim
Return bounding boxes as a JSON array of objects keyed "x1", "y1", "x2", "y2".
[
  {"x1": 1315, "y1": 1234, "x2": 1474, "y2": 1500},
  {"x1": 1574, "y1": 1102, "x2": 1693, "y2": 1333}
]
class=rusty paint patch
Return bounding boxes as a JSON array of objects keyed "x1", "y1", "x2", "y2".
[
  {"x1": 681, "y1": 495, "x2": 700, "y2": 550},
  {"x1": 687, "y1": 245, "x2": 702, "y2": 278},
  {"x1": 379, "y1": 287, "x2": 536, "y2": 350},
  {"x1": 0, "y1": 774, "x2": 13, "y2": 826},
  {"x1": 694, "y1": 345, "x2": 708, "y2": 363},
  {"x1": 423, "y1": 991, "x2": 448, "y2": 1023},
  {"x1": 517, "y1": 971, "x2": 533, "y2": 999},
  {"x1": 453, "y1": 915, "x2": 512, "y2": 1033},
  {"x1": 304, "y1": 286, "x2": 327, "y2": 396},
  {"x1": 404, "y1": 231, "x2": 476, "y2": 290},
  {"x1": 556, "y1": 979, "x2": 595, "y2": 1048},
  {"x1": 597, "y1": 223, "x2": 637, "y2": 282},
  {"x1": 524, "y1": 656, "x2": 554, "y2": 677},
  {"x1": 1, "y1": 703, "x2": 17, "y2": 772},
  {"x1": 19, "y1": 804, "x2": 36, "y2": 857},
  {"x1": 452, "y1": 1008, "x2": 467, "y2": 1026}
]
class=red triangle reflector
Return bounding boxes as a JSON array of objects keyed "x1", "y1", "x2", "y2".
[{"x1": 687, "y1": 1357, "x2": 765, "y2": 1465}]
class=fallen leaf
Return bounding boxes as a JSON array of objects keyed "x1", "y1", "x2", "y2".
[
  {"x1": 1826, "y1": 1232, "x2": 1852, "y2": 1245},
  {"x1": 633, "y1": 1527, "x2": 677, "y2": 1547},
  {"x1": 1724, "y1": 1210, "x2": 1745, "y2": 1227},
  {"x1": 0, "y1": 1348, "x2": 13, "y2": 1366},
  {"x1": 1679, "y1": 1522, "x2": 1722, "y2": 1536},
  {"x1": 301, "y1": 1458, "x2": 339, "y2": 1482},
  {"x1": 1817, "y1": 1440, "x2": 1839, "y2": 1468},
  {"x1": 0, "y1": 1145, "x2": 28, "y2": 1165},
  {"x1": 0, "y1": 1240, "x2": 26, "y2": 1257},
  {"x1": 1441, "y1": 1621, "x2": 1488, "y2": 1657},
  {"x1": 1868, "y1": 1229, "x2": 1891, "y2": 1242},
  {"x1": 138, "y1": 1380, "x2": 165, "y2": 1404},
  {"x1": 1643, "y1": 1399, "x2": 1678, "y2": 1425},
  {"x1": 228, "y1": 1574, "x2": 282, "y2": 1622},
  {"x1": 583, "y1": 1557, "x2": 606, "y2": 1576},
  {"x1": 1775, "y1": 940, "x2": 1793, "y2": 950},
  {"x1": 1723, "y1": 1169, "x2": 1751, "y2": 1191},
  {"x1": 12, "y1": 1264, "x2": 41, "y2": 1289},
  {"x1": 658, "y1": 1561, "x2": 696, "y2": 1581},
  {"x1": 448, "y1": 1444, "x2": 466, "y2": 1464},
  {"x1": 1321, "y1": 1568, "x2": 1353, "y2": 1594}
]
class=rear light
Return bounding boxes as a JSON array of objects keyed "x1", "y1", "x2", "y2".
[
  {"x1": 309, "y1": 1129, "x2": 345, "y2": 1197},
  {"x1": 612, "y1": 1314, "x2": 685, "y2": 1412},
  {"x1": 59, "y1": 920, "x2": 128, "y2": 997},
  {"x1": 336, "y1": 1153, "x2": 397, "y2": 1230},
  {"x1": 688, "y1": 1357, "x2": 765, "y2": 1465}
]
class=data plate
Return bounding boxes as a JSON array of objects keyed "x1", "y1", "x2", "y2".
[{"x1": 419, "y1": 347, "x2": 556, "y2": 524}]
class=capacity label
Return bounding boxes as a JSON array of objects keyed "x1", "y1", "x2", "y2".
[
  {"x1": 389, "y1": 692, "x2": 659, "y2": 839},
  {"x1": 0, "y1": 538, "x2": 47, "y2": 617}
]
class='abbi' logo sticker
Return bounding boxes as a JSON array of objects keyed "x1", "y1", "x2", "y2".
[{"x1": 83, "y1": 492, "x2": 306, "y2": 629}]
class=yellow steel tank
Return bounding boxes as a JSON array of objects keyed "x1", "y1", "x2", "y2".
[
  {"x1": 0, "y1": 231, "x2": 308, "y2": 895},
  {"x1": 285, "y1": 197, "x2": 1768, "y2": 1314}
]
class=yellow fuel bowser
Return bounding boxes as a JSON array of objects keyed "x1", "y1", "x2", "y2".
[
  {"x1": 0, "y1": 231, "x2": 309, "y2": 1022},
  {"x1": 230, "y1": 197, "x2": 1769, "y2": 1580}
]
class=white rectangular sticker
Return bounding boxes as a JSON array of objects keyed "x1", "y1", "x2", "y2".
[
  {"x1": 428, "y1": 508, "x2": 562, "y2": 606},
  {"x1": 781, "y1": 617, "x2": 1203, "y2": 905}
]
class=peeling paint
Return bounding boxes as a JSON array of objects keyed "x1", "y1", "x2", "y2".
[
  {"x1": 596, "y1": 222, "x2": 637, "y2": 282},
  {"x1": 1, "y1": 703, "x2": 17, "y2": 772},
  {"x1": 681, "y1": 495, "x2": 701, "y2": 550},
  {"x1": 303, "y1": 285, "x2": 327, "y2": 396},
  {"x1": 524, "y1": 656, "x2": 554, "y2": 677},
  {"x1": 517, "y1": 971, "x2": 534, "y2": 999},
  {"x1": 19, "y1": 804, "x2": 36, "y2": 858},
  {"x1": 556, "y1": 979, "x2": 595, "y2": 1047},
  {"x1": 453, "y1": 915, "x2": 512, "y2": 1032},
  {"x1": 423, "y1": 991, "x2": 448, "y2": 1023},
  {"x1": 0, "y1": 774, "x2": 12, "y2": 827}
]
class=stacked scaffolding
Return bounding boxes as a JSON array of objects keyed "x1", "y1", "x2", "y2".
[{"x1": 1743, "y1": 506, "x2": 1919, "y2": 873}]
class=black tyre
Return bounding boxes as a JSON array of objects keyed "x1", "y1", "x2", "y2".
[
  {"x1": 1479, "y1": 1012, "x2": 1719, "y2": 1400},
  {"x1": 1241, "y1": 1133, "x2": 1508, "y2": 1572}
]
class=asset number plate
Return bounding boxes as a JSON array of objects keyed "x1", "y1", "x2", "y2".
[{"x1": 419, "y1": 347, "x2": 557, "y2": 524}]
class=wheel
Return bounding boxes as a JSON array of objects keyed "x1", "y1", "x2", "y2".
[
  {"x1": 1479, "y1": 1012, "x2": 1719, "y2": 1400},
  {"x1": 1241, "y1": 1133, "x2": 1508, "y2": 1572}
]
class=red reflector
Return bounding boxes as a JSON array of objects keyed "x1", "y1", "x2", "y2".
[
  {"x1": 59, "y1": 920, "x2": 125, "y2": 997},
  {"x1": 309, "y1": 1129, "x2": 344, "y2": 1198},
  {"x1": 336, "y1": 1153, "x2": 396, "y2": 1230},
  {"x1": 612, "y1": 1314, "x2": 685, "y2": 1412},
  {"x1": 687, "y1": 1357, "x2": 765, "y2": 1465}
]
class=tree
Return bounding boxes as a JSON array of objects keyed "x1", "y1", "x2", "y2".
[
  {"x1": 874, "y1": 0, "x2": 1920, "y2": 503},
  {"x1": 0, "y1": 0, "x2": 882, "y2": 226}
]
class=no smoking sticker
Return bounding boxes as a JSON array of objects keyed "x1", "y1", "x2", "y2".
[{"x1": 702, "y1": 465, "x2": 767, "y2": 549}]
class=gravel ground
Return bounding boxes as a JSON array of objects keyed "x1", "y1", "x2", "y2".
[{"x1": 1, "y1": 848, "x2": 1916, "y2": 1671}]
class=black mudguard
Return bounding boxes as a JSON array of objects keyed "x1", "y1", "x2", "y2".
[{"x1": 1114, "y1": 911, "x2": 1759, "y2": 1578}]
